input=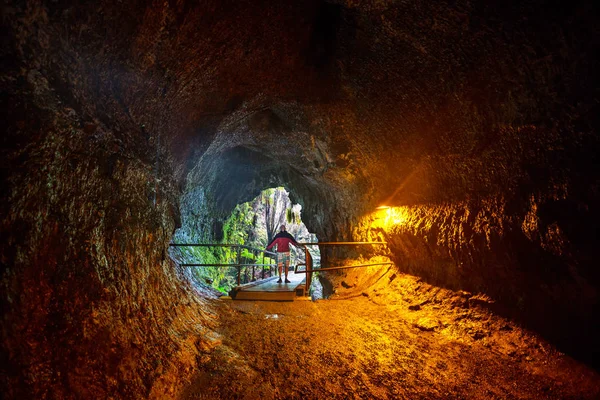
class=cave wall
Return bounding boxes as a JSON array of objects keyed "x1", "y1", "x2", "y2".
[
  {"x1": 1, "y1": 3, "x2": 220, "y2": 398},
  {"x1": 321, "y1": 1, "x2": 599, "y2": 363},
  {"x1": 354, "y1": 187, "x2": 600, "y2": 363},
  {"x1": 0, "y1": 71, "x2": 217, "y2": 397},
  {"x1": 339, "y1": 0, "x2": 600, "y2": 361}
]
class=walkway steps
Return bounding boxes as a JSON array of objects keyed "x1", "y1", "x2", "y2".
[{"x1": 230, "y1": 274, "x2": 306, "y2": 301}]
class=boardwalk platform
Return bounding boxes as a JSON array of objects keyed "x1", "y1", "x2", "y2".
[{"x1": 230, "y1": 272, "x2": 306, "y2": 301}]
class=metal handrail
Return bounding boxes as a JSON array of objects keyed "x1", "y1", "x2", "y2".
[
  {"x1": 182, "y1": 263, "x2": 276, "y2": 267},
  {"x1": 173, "y1": 242, "x2": 389, "y2": 294},
  {"x1": 170, "y1": 243, "x2": 278, "y2": 284},
  {"x1": 293, "y1": 242, "x2": 389, "y2": 295},
  {"x1": 295, "y1": 262, "x2": 394, "y2": 273},
  {"x1": 170, "y1": 243, "x2": 277, "y2": 257},
  {"x1": 299, "y1": 241, "x2": 386, "y2": 245}
]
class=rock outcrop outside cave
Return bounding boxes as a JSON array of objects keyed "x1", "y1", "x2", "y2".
[{"x1": 2, "y1": 0, "x2": 600, "y2": 397}]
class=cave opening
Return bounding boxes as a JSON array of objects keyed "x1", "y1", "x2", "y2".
[{"x1": 170, "y1": 186, "x2": 321, "y2": 295}]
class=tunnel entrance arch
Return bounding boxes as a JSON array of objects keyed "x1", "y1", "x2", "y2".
[{"x1": 170, "y1": 187, "x2": 321, "y2": 295}]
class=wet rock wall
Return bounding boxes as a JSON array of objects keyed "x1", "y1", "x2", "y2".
[
  {"x1": 1, "y1": 3, "x2": 217, "y2": 398},
  {"x1": 355, "y1": 176, "x2": 600, "y2": 365}
]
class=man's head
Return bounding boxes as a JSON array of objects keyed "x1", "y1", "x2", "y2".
[{"x1": 280, "y1": 225, "x2": 286, "y2": 231}]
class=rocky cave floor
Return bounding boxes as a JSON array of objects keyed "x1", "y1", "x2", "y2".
[{"x1": 178, "y1": 270, "x2": 600, "y2": 399}]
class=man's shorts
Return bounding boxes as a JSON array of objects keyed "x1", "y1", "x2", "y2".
[{"x1": 276, "y1": 252, "x2": 291, "y2": 266}]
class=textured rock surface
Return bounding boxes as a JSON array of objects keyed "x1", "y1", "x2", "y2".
[
  {"x1": 2, "y1": 0, "x2": 600, "y2": 397},
  {"x1": 182, "y1": 291, "x2": 600, "y2": 399}
]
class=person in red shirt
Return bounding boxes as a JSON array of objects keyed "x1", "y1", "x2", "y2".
[{"x1": 266, "y1": 225, "x2": 302, "y2": 283}]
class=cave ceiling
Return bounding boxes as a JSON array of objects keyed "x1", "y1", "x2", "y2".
[{"x1": 4, "y1": 0, "x2": 598, "y2": 226}]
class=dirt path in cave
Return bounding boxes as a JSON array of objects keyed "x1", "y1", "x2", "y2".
[{"x1": 180, "y1": 282, "x2": 600, "y2": 399}]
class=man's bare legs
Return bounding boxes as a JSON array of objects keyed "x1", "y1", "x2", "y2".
[
  {"x1": 277, "y1": 261, "x2": 283, "y2": 283},
  {"x1": 284, "y1": 259, "x2": 291, "y2": 283},
  {"x1": 276, "y1": 261, "x2": 291, "y2": 283},
  {"x1": 276, "y1": 252, "x2": 292, "y2": 284}
]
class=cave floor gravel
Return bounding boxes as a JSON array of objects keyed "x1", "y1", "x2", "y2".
[{"x1": 180, "y1": 282, "x2": 600, "y2": 400}]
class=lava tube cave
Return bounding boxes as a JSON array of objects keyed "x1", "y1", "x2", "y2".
[{"x1": 2, "y1": 0, "x2": 600, "y2": 398}]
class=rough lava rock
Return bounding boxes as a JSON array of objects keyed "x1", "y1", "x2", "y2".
[{"x1": 2, "y1": 0, "x2": 600, "y2": 397}]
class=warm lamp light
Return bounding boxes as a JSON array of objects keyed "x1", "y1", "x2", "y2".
[{"x1": 370, "y1": 205, "x2": 407, "y2": 227}]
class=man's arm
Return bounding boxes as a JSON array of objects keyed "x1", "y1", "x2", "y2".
[{"x1": 266, "y1": 237, "x2": 280, "y2": 251}]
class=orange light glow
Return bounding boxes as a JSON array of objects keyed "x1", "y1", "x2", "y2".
[
  {"x1": 370, "y1": 206, "x2": 409, "y2": 229},
  {"x1": 385, "y1": 207, "x2": 407, "y2": 226}
]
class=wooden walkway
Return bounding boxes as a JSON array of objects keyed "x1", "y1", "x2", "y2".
[{"x1": 231, "y1": 272, "x2": 307, "y2": 301}]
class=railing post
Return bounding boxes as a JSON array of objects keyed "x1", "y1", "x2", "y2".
[
  {"x1": 262, "y1": 253, "x2": 265, "y2": 279},
  {"x1": 252, "y1": 249, "x2": 255, "y2": 282},
  {"x1": 237, "y1": 246, "x2": 241, "y2": 285},
  {"x1": 305, "y1": 246, "x2": 313, "y2": 295}
]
